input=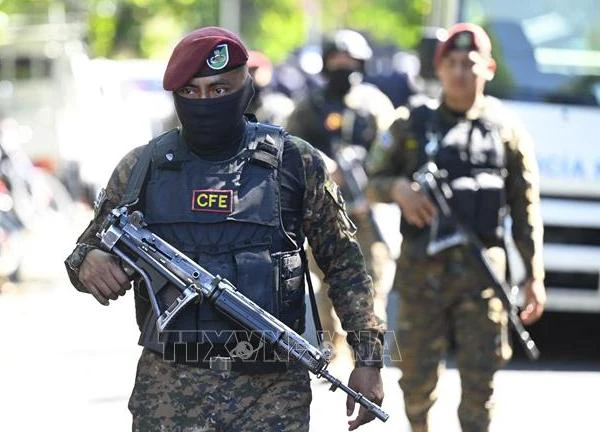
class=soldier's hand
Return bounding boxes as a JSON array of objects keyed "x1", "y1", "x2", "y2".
[
  {"x1": 391, "y1": 178, "x2": 436, "y2": 228},
  {"x1": 79, "y1": 249, "x2": 132, "y2": 306},
  {"x1": 520, "y1": 278, "x2": 546, "y2": 325},
  {"x1": 346, "y1": 367, "x2": 384, "y2": 431}
]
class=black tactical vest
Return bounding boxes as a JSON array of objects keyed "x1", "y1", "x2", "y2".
[
  {"x1": 403, "y1": 104, "x2": 508, "y2": 247},
  {"x1": 133, "y1": 123, "x2": 306, "y2": 368},
  {"x1": 307, "y1": 87, "x2": 378, "y2": 158}
]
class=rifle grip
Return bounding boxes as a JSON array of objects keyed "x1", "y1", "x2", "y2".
[{"x1": 120, "y1": 260, "x2": 136, "y2": 278}]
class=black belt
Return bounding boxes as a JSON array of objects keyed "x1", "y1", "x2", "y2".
[{"x1": 155, "y1": 343, "x2": 290, "y2": 374}]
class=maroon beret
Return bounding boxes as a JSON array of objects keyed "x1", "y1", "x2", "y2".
[
  {"x1": 163, "y1": 26, "x2": 249, "y2": 91},
  {"x1": 434, "y1": 22, "x2": 492, "y2": 66}
]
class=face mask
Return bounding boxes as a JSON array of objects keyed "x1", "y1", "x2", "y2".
[
  {"x1": 174, "y1": 77, "x2": 255, "y2": 155},
  {"x1": 326, "y1": 68, "x2": 356, "y2": 98}
]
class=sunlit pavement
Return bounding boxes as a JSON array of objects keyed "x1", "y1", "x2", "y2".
[{"x1": 1, "y1": 208, "x2": 599, "y2": 431}]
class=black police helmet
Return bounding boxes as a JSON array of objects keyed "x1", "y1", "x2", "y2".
[{"x1": 322, "y1": 29, "x2": 373, "y2": 74}]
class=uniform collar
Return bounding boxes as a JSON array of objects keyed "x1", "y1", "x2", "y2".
[{"x1": 439, "y1": 94, "x2": 487, "y2": 121}]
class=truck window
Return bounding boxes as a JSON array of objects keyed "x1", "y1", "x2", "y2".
[
  {"x1": 461, "y1": 0, "x2": 600, "y2": 106},
  {"x1": 0, "y1": 56, "x2": 53, "y2": 81}
]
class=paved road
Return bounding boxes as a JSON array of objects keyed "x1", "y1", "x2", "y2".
[
  {"x1": 1, "y1": 276, "x2": 599, "y2": 432},
  {"x1": 0, "y1": 207, "x2": 598, "y2": 431}
]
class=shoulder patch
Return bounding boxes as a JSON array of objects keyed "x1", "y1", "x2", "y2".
[
  {"x1": 324, "y1": 179, "x2": 357, "y2": 233},
  {"x1": 324, "y1": 179, "x2": 344, "y2": 209},
  {"x1": 405, "y1": 137, "x2": 418, "y2": 150},
  {"x1": 324, "y1": 112, "x2": 343, "y2": 131},
  {"x1": 93, "y1": 188, "x2": 107, "y2": 218}
]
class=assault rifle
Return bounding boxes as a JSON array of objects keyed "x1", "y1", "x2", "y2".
[
  {"x1": 97, "y1": 207, "x2": 389, "y2": 423},
  {"x1": 334, "y1": 144, "x2": 387, "y2": 246},
  {"x1": 414, "y1": 162, "x2": 540, "y2": 360}
]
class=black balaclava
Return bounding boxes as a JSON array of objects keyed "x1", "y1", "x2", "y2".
[
  {"x1": 174, "y1": 77, "x2": 255, "y2": 157},
  {"x1": 325, "y1": 68, "x2": 356, "y2": 99}
]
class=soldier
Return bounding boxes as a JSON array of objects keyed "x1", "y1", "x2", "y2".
[
  {"x1": 64, "y1": 26, "x2": 384, "y2": 431},
  {"x1": 246, "y1": 49, "x2": 295, "y2": 126},
  {"x1": 366, "y1": 23, "x2": 546, "y2": 432},
  {"x1": 286, "y1": 29, "x2": 395, "y2": 366}
]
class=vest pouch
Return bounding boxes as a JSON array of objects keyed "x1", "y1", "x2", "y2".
[
  {"x1": 173, "y1": 246, "x2": 275, "y2": 346},
  {"x1": 274, "y1": 249, "x2": 306, "y2": 333},
  {"x1": 474, "y1": 172, "x2": 506, "y2": 244},
  {"x1": 448, "y1": 177, "x2": 478, "y2": 227},
  {"x1": 234, "y1": 247, "x2": 276, "y2": 312},
  {"x1": 194, "y1": 250, "x2": 237, "y2": 324}
]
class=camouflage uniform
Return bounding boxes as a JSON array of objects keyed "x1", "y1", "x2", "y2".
[
  {"x1": 286, "y1": 83, "x2": 394, "y2": 362},
  {"x1": 65, "y1": 133, "x2": 384, "y2": 431},
  {"x1": 367, "y1": 96, "x2": 544, "y2": 431},
  {"x1": 129, "y1": 349, "x2": 311, "y2": 432}
]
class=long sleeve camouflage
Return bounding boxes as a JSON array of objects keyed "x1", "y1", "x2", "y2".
[
  {"x1": 290, "y1": 135, "x2": 384, "y2": 363},
  {"x1": 366, "y1": 98, "x2": 544, "y2": 281},
  {"x1": 503, "y1": 119, "x2": 545, "y2": 281},
  {"x1": 64, "y1": 146, "x2": 146, "y2": 292},
  {"x1": 365, "y1": 106, "x2": 413, "y2": 204},
  {"x1": 65, "y1": 136, "x2": 384, "y2": 365}
]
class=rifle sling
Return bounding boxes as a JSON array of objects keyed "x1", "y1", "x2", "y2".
[
  {"x1": 118, "y1": 129, "x2": 177, "y2": 207},
  {"x1": 301, "y1": 248, "x2": 325, "y2": 348}
]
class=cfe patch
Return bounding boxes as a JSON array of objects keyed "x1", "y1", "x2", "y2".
[
  {"x1": 192, "y1": 189, "x2": 233, "y2": 213},
  {"x1": 207, "y1": 44, "x2": 229, "y2": 70}
]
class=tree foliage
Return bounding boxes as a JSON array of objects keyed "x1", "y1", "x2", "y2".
[
  {"x1": 321, "y1": 0, "x2": 430, "y2": 48},
  {"x1": 0, "y1": 0, "x2": 429, "y2": 61},
  {"x1": 0, "y1": 0, "x2": 56, "y2": 14}
]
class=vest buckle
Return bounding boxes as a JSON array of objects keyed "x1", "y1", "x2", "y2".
[{"x1": 209, "y1": 356, "x2": 233, "y2": 372}]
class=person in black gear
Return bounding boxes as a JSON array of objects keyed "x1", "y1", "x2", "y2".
[
  {"x1": 246, "y1": 49, "x2": 295, "y2": 126},
  {"x1": 286, "y1": 28, "x2": 395, "y2": 368},
  {"x1": 64, "y1": 26, "x2": 385, "y2": 431}
]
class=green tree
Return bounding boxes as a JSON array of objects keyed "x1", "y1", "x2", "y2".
[
  {"x1": 0, "y1": 0, "x2": 55, "y2": 14},
  {"x1": 87, "y1": 0, "x2": 429, "y2": 60},
  {"x1": 88, "y1": 0, "x2": 219, "y2": 58},
  {"x1": 240, "y1": 0, "x2": 305, "y2": 63},
  {"x1": 321, "y1": 0, "x2": 429, "y2": 49},
  {"x1": 1, "y1": 0, "x2": 430, "y2": 60}
]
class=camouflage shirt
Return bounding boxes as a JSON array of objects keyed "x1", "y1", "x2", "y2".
[
  {"x1": 65, "y1": 131, "x2": 384, "y2": 366},
  {"x1": 367, "y1": 96, "x2": 545, "y2": 281}
]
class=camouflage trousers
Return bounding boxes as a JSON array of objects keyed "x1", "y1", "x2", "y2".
[
  {"x1": 394, "y1": 246, "x2": 512, "y2": 432},
  {"x1": 129, "y1": 349, "x2": 311, "y2": 432}
]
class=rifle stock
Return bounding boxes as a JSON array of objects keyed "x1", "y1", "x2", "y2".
[
  {"x1": 414, "y1": 162, "x2": 540, "y2": 360},
  {"x1": 97, "y1": 207, "x2": 389, "y2": 423}
]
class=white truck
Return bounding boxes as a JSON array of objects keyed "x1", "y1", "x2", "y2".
[{"x1": 425, "y1": 0, "x2": 600, "y2": 312}]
